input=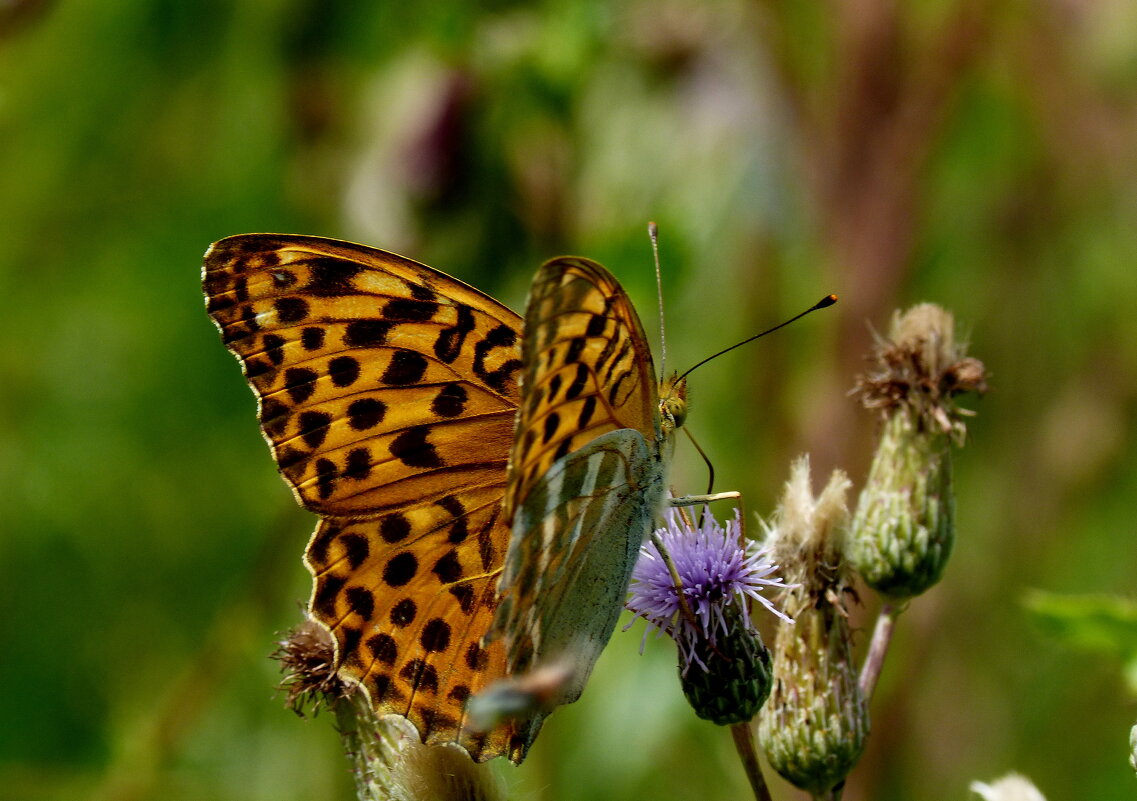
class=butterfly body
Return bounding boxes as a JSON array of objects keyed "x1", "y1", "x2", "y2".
[{"x1": 203, "y1": 235, "x2": 682, "y2": 763}]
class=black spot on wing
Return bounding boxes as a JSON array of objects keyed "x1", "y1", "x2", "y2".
[
  {"x1": 420, "y1": 619, "x2": 452, "y2": 653},
  {"x1": 400, "y1": 659, "x2": 439, "y2": 694},
  {"x1": 382, "y1": 350, "x2": 428, "y2": 385},
  {"x1": 312, "y1": 573, "x2": 346, "y2": 618},
  {"x1": 383, "y1": 552, "x2": 418, "y2": 587},
  {"x1": 430, "y1": 383, "x2": 467, "y2": 417},
  {"x1": 259, "y1": 398, "x2": 289, "y2": 437},
  {"x1": 283, "y1": 367, "x2": 317, "y2": 404},
  {"x1": 564, "y1": 337, "x2": 585, "y2": 364},
  {"x1": 344, "y1": 319, "x2": 392, "y2": 347},
  {"x1": 542, "y1": 412, "x2": 560, "y2": 444},
  {"x1": 262, "y1": 333, "x2": 285, "y2": 365},
  {"x1": 343, "y1": 447, "x2": 372, "y2": 480},
  {"x1": 449, "y1": 584, "x2": 475, "y2": 614},
  {"x1": 329, "y1": 356, "x2": 360, "y2": 387},
  {"x1": 314, "y1": 458, "x2": 338, "y2": 499},
  {"x1": 340, "y1": 533, "x2": 369, "y2": 569},
  {"x1": 368, "y1": 633, "x2": 398, "y2": 666},
  {"x1": 437, "y1": 495, "x2": 468, "y2": 543},
  {"x1": 298, "y1": 410, "x2": 332, "y2": 449},
  {"x1": 389, "y1": 426, "x2": 443, "y2": 468},
  {"x1": 433, "y1": 549, "x2": 463, "y2": 583},
  {"x1": 348, "y1": 398, "x2": 386, "y2": 431},
  {"x1": 577, "y1": 395, "x2": 597, "y2": 428},
  {"x1": 434, "y1": 305, "x2": 476, "y2": 364},
  {"x1": 346, "y1": 586, "x2": 375, "y2": 620},
  {"x1": 307, "y1": 524, "x2": 340, "y2": 567},
  {"x1": 566, "y1": 362, "x2": 589, "y2": 400},
  {"x1": 275, "y1": 297, "x2": 309, "y2": 323},
  {"x1": 383, "y1": 298, "x2": 439, "y2": 321},
  {"x1": 390, "y1": 598, "x2": 417, "y2": 626},
  {"x1": 380, "y1": 513, "x2": 411, "y2": 543},
  {"x1": 474, "y1": 324, "x2": 521, "y2": 392},
  {"x1": 301, "y1": 327, "x2": 325, "y2": 351},
  {"x1": 304, "y1": 256, "x2": 363, "y2": 294}
]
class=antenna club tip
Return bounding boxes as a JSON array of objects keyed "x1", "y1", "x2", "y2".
[
  {"x1": 648, "y1": 221, "x2": 658, "y2": 238},
  {"x1": 816, "y1": 293, "x2": 838, "y2": 309}
]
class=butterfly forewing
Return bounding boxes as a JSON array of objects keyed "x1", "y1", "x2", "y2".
[
  {"x1": 203, "y1": 234, "x2": 535, "y2": 762},
  {"x1": 503, "y1": 257, "x2": 659, "y2": 520}
]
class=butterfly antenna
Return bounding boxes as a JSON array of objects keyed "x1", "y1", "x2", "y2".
[
  {"x1": 649, "y1": 221, "x2": 667, "y2": 384},
  {"x1": 674, "y1": 293, "x2": 838, "y2": 386}
]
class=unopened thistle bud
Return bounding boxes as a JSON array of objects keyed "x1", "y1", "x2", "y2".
[
  {"x1": 626, "y1": 509, "x2": 789, "y2": 725},
  {"x1": 757, "y1": 457, "x2": 868, "y2": 795},
  {"x1": 849, "y1": 303, "x2": 987, "y2": 600}
]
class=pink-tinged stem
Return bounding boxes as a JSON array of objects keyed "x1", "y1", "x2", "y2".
[{"x1": 858, "y1": 602, "x2": 899, "y2": 701}]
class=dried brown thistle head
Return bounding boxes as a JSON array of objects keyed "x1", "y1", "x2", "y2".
[{"x1": 853, "y1": 303, "x2": 987, "y2": 442}]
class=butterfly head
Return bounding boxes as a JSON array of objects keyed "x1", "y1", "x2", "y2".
[{"x1": 658, "y1": 373, "x2": 688, "y2": 436}]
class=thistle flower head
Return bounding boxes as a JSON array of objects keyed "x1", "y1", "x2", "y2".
[
  {"x1": 272, "y1": 617, "x2": 347, "y2": 716},
  {"x1": 853, "y1": 302, "x2": 987, "y2": 443},
  {"x1": 849, "y1": 303, "x2": 987, "y2": 599},
  {"x1": 757, "y1": 457, "x2": 868, "y2": 795},
  {"x1": 764, "y1": 456, "x2": 853, "y2": 610},
  {"x1": 626, "y1": 507, "x2": 790, "y2": 673}
]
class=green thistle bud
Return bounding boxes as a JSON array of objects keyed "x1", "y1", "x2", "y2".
[
  {"x1": 849, "y1": 303, "x2": 987, "y2": 600},
  {"x1": 757, "y1": 458, "x2": 869, "y2": 795},
  {"x1": 680, "y1": 604, "x2": 773, "y2": 726}
]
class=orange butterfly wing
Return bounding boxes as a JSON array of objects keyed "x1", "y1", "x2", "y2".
[
  {"x1": 203, "y1": 234, "x2": 534, "y2": 762},
  {"x1": 503, "y1": 256, "x2": 660, "y2": 519}
]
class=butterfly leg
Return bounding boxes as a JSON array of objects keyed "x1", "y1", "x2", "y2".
[
  {"x1": 648, "y1": 529, "x2": 704, "y2": 635},
  {"x1": 667, "y1": 491, "x2": 741, "y2": 506}
]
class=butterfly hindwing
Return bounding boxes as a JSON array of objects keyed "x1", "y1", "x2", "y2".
[
  {"x1": 203, "y1": 234, "x2": 536, "y2": 762},
  {"x1": 494, "y1": 428, "x2": 662, "y2": 707}
]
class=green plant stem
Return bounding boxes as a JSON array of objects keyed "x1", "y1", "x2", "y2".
[
  {"x1": 859, "y1": 602, "x2": 900, "y2": 702},
  {"x1": 335, "y1": 688, "x2": 412, "y2": 801},
  {"x1": 730, "y1": 722, "x2": 773, "y2": 801}
]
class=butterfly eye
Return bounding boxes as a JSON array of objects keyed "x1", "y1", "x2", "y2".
[{"x1": 662, "y1": 394, "x2": 687, "y2": 430}]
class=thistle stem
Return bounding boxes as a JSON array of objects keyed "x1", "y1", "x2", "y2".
[
  {"x1": 334, "y1": 687, "x2": 414, "y2": 801},
  {"x1": 858, "y1": 602, "x2": 900, "y2": 701},
  {"x1": 730, "y1": 722, "x2": 773, "y2": 801}
]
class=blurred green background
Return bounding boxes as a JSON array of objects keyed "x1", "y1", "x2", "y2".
[{"x1": 4, "y1": 1, "x2": 1136, "y2": 799}]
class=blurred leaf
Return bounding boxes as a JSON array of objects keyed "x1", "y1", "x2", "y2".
[{"x1": 1023, "y1": 590, "x2": 1137, "y2": 656}]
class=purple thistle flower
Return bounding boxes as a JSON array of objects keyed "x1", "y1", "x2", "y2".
[{"x1": 626, "y1": 508, "x2": 791, "y2": 673}]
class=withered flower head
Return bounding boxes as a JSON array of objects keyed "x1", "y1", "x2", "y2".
[{"x1": 849, "y1": 303, "x2": 987, "y2": 599}]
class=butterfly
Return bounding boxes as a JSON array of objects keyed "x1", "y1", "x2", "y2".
[{"x1": 202, "y1": 234, "x2": 689, "y2": 763}]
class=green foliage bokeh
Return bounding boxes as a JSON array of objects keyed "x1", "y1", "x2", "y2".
[{"x1": 3, "y1": 1, "x2": 1137, "y2": 799}]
